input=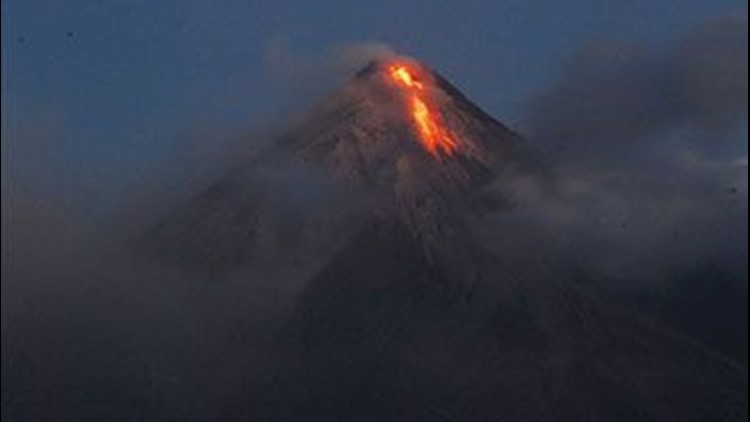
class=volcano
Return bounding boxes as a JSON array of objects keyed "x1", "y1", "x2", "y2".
[
  {"x1": 144, "y1": 58, "x2": 525, "y2": 277},
  {"x1": 143, "y1": 57, "x2": 747, "y2": 421}
]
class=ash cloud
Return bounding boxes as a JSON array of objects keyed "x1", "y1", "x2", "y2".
[
  {"x1": 487, "y1": 11, "x2": 749, "y2": 285},
  {"x1": 473, "y1": 12, "x2": 748, "y2": 368},
  {"x1": 485, "y1": 153, "x2": 747, "y2": 285},
  {"x1": 526, "y1": 12, "x2": 747, "y2": 162}
]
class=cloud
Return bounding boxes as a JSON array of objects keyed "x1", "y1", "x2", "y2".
[
  {"x1": 672, "y1": 12, "x2": 749, "y2": 128},
  {"x1": 486, "y1": 153, "x2": 747, "y2": 284},
  {"x1": 488, "y1": 11, "x2": 749, "y2": 287},
  {"x1": 525, "y1": 12, "x2": 748, "y2": 162}
]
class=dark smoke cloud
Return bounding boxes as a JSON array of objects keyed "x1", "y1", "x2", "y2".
[
  {"x1": 674, "y1": 12, "x2": 749, "y2": 129},
  {"x1": 526, "y1": 12, "x2": 747, "y2": 162},
  {"x1": 468, "y1": 13, "x2": 748, "y2": 370},
  {"x1": 491, "y1": 11, "x2": 749, "y2": 285},
  {"x1": 467, "y1": 12, "x2": 748, "y2": 366},
  {"x1": 485, "y1": 153, "x2": 747, "y2": 285}
]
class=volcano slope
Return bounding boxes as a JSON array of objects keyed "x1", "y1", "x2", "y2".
[{"x1": 144, "y1": 59, "x2": 748, "y2": 421}]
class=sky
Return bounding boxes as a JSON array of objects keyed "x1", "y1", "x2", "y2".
[{"x1": 2, "y1": 0, "x2": 747, "y2": 214}]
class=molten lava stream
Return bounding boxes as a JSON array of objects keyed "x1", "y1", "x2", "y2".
[{"x1": 389, "y1": 64, "x2": 458, "y2": 157}]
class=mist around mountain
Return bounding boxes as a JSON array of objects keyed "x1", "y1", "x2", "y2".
[{"x1": 3, "y1": 22, "x2": 747, "y2": 421}]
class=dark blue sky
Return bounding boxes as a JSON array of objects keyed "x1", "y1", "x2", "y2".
[{"x1": 2, "y1": 0, "x2": 746, "y2": 211}]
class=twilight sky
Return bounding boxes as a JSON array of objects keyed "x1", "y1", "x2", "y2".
[{"x1": 2, "y1": 0, "x2": 747, "y2": 214}]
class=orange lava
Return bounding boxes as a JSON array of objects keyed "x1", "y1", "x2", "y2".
[{"x1": 388, "y1": 64, "x2": 458, "y2": 157}]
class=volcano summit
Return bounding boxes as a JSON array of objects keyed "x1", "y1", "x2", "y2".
[
  {"x1": 142, "y1": 57, "x2": 747, "y2": 421},
  {"x1": 145, "y1": 57, "x2": 525, "y2": 276}
]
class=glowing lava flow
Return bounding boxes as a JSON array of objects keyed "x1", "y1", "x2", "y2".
[{"x1": 389, "y1": 64, "x2": 458, "y2": 157}]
